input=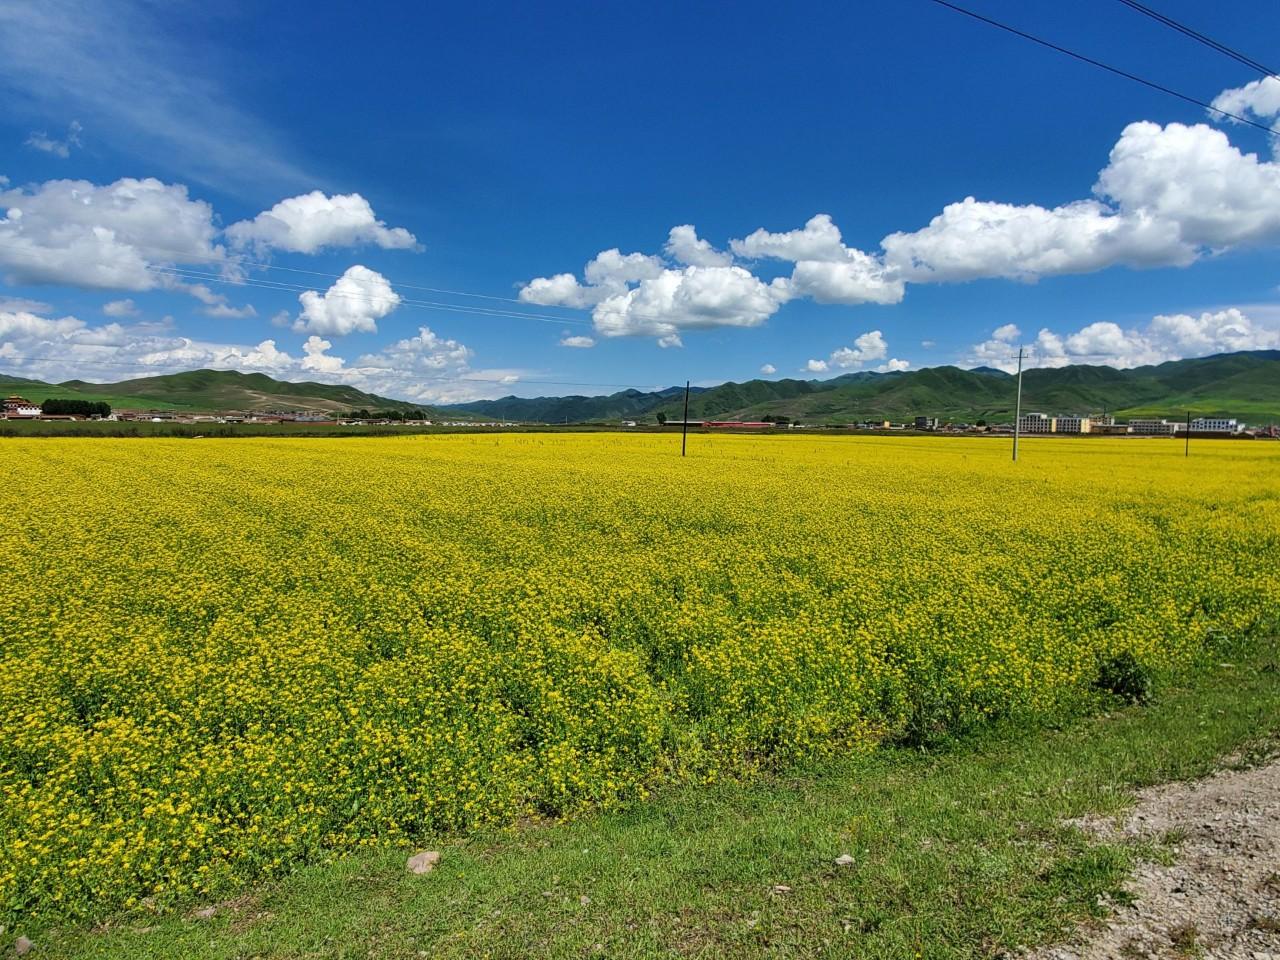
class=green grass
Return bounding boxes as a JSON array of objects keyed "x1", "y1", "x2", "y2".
[
  {"x1": 0, "y1": 384, "x2": 190, "y2": 411},
  {"x1": 23, "y1": 638, "x2": 1280, "y2": 960}
]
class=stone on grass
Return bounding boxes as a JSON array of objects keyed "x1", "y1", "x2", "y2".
[
  {"x1": 834, "y1": 854, "x2": 855, "y2": 867},
  {"x1": 194, "y1": 906, "x2": 217, "y2": 920},
  {"x1": 15, "y1": 937, "x2": 33, "y2": 956},
  {"x1": 406, "y1": 850, "x2": 441, "y2": 875}
]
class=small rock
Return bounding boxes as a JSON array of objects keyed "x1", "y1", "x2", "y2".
[
  {"x1": 15, "y1": 937, "x2": 33, "y2": 957},
  {"x1": 406, "y1": 850, "x2": 441, "y2": 875},
  {"x1": 834, "y1": 854, "x2": 855, "y2": 867},
  {"x1": 579, "y1": 895, "x2": 591, "y2": 906},
  {"x1": 194, "y1": 906, "x2": 217, "y2": 920},
  {"x1": 771, "y1": 884, "x2": 792, "y2": 894}
]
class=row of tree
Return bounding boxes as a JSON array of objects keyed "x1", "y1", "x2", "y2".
[
  {"x1": 41, "y1": 398, "x2": 111, "y2": 417},
  {"x1": 343, "y1": 408, "x2": 431, "y2": 420}
]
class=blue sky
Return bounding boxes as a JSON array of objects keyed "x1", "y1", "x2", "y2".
[{"x1": 1, "y1": 0, "x2": 1279, "y2": 402}]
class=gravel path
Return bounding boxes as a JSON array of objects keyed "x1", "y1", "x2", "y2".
[{"x1": 1027, "y1": 756, "x2": 1280, "y2": 960}]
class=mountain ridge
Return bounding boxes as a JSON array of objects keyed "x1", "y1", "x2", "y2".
[
  {"x1": 446, "y1": 350, "x2": 1280, "y2": 423},
  {"x1": 1, "y1": 350, "x2": 1276, "y2": 422}
]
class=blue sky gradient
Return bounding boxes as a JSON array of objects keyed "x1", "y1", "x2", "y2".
[{"x1": 1, "y1": 0, "x2": 1278, "y2": 401}]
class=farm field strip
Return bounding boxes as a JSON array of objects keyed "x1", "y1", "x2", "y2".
[{"x1": 1, "y1": 433, "x2": 1277, "y2": 926}]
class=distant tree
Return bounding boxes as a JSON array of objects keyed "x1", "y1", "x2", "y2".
[
  {"x1": 41, "y1": 398, "x2": 110, "y2": 417},
  {"x1": 976, "y1": 419, "x2": 987, "y2": 427},
  {"x1": 656, "y1": 411, "x2": 667, "y2": 425}
]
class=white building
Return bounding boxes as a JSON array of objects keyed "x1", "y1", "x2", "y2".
[
  {"x1": 1188, "y1": 417, "x2": 1242, "y2": 433},
  {"x1": 1054, "y1": 415, "x2": 1092, "y2": 434},
  {"x1": 1017, "y1": 413, "x2": 1055, "y2": 434},
  {"x1": 2, "y1": 395, "x2": 41, "y2": 418},
  {"x1": 1128, "y1": 418, "x2": 1178, "y2": 436}
]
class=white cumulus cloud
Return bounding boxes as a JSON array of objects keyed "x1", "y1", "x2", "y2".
[
  {"x1": 760, "y1": 363, "x2": 777, "y2": 375},
  {"x1": 732, "y1": 214, "x2": 904, "y2": 306},
  {"x1": 559, "y1": 335, "x2": 595, "y2": 348},
  {"x1": 731, "y1": 214, "x2": 849, "y2": 262},
  {"x1": 1210, "y1": 76, "x2": 1280, "y2": 138},
  {"x1": 0, "y1": 176, "x2": 225, "y2": 291},
  {"x1": 521, "y1": 234, "x2": 792, "y2": 344},
  {"x1": 103, "y1": 298, "x2": 138, "y2": 318},
  {"x1": 829, "y1": 330, "x2": 888, "y2": 368},
  {"x1": 665, "y1": 225, "x2": 733, "y2": 267},
  {"x1": 804, "y1": 330, "x2": 892, "y2": 374},
  {"x1": 964, "y1": 308, "x2": 1280, "y2": 371},
  {"x1": 592, "y1": 265, "x2": 790, "y2": 341},
  {"x1": 294, "y1": 265, "x2": 401, "y2": 336},
  {"x1": 226, "y1": 191, "x2": 419, "y2": 255},
  {"x1": 885, "y1": 121, "x2": 1280, "y2": 283}
]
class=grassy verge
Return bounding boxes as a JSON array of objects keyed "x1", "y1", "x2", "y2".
[{"x1": 23, "y1": 641, "x2": 1280, "y2": 960}]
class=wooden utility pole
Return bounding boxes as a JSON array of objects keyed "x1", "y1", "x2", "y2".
[
  {"x1": 1012, "y1": 346, "x2": 1024, "y2": 462},
  {"x1": 681, "y1": 380, "x2": 690, "y2": 457}
]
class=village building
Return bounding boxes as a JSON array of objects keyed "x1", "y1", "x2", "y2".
[
  {"x1": 1127, "y1": 418, "x2": 1179, "y2": 436},
  {"x1": 1017, "y1": 412, "x2": 1055, "y2": 434},
  {"x1": 1054, "y1": 415, "x2": 1092, "y2": 434},
  {"x1": 1189, "y1": 417, "x2": 1243, "y2": 433},
  {"x1": 1, "y1": 395, "x2": 42, "y2": 418}
]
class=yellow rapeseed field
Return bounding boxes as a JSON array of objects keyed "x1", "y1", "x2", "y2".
[{"x1": 1, "y1": 433, "x2": 1277, "y2": 923}]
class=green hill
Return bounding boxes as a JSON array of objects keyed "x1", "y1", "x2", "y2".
[
  {"x1": 446, "y1": 385, "x2": 706, "y2": 423},
  {"x1": 445, "y1": 350, "x2": 1280, "y2": 424},
  {"x1": 1, "y1": 369, "x2": 438, "y2": 414}
]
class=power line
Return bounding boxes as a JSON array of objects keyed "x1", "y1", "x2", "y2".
[
  {"x1": 0, "y1": 241, "x2": 592, "y2": 328},
  {"x1": 1112, "y1": 0, "x2": 1280, "y2": 79},
  {"x1": 0, "y1": 240, "x2": 695, "y2": 332},
  {"x1": 924, "y1": 0, "x2": 1279, "y2": 134},
  {"x1": 2, "y1": 236, "x2": 575, "y2": 311},
  {"x1": 144, "y1": 265, "x2": 593, "y2": 326}
]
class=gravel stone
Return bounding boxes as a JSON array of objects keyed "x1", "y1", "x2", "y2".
[{"x1": 1025, "y1": 756, "x2": 1280, "y2": 960}]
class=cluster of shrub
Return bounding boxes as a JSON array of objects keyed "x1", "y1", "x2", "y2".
[
  {"x1": 342, "y1": 408, "x2": 431, "y2": 420},
  {"x1": 40, "y1": 398, "x2": 112, "y2": 417}
]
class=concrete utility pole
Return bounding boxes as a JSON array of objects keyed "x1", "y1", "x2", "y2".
[
  {"x1": 681, "y1": 380, "x2": 690, "y2": 457},
  {"x1": 1185, "y1": 410, "x2": 1191, "y2": 457},
  {"x1": 1012, "y1": 345, "x2": 1025, "y2": 462}
]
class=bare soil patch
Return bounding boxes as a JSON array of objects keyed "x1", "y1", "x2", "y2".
[{"x1": 1028, "y1": 755, "x2": 1280, "y2": 959}]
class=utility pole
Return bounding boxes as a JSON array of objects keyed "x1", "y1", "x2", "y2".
[
  {"x1": 681, "y1": 380, "x2": 690, "y2": 457},
  {"x1": 1185, "y1": 410, "x2": 1191, "y2": 457},
  {"x1": 1012, "y1": 345, "x2": 1025, "y2": 462}
]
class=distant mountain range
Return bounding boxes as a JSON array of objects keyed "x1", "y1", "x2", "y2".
[
  {"x1": 2, "y1": 350, "x2": 1277, "y2": 423},
  {"x1": 447, "y1": 350, "x2": 1280, "y2": 424}
]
